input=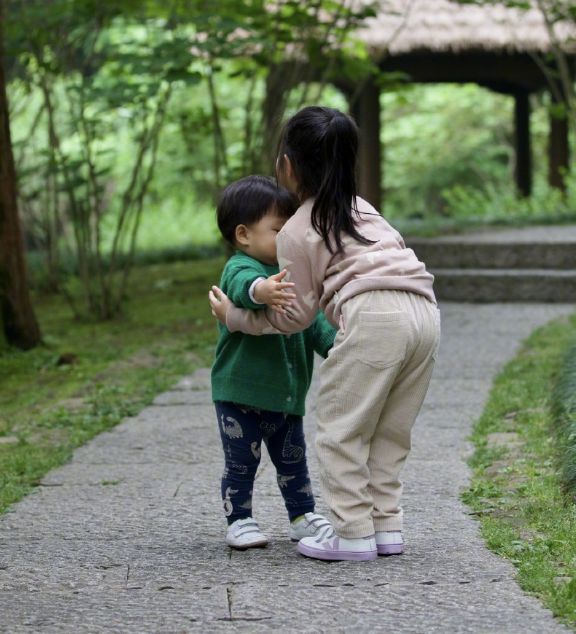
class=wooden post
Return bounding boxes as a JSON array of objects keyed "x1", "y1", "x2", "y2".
[
  {"x1": 513, "y1": 91, "x2": 532, "y2": 198},
  {"x1": 548, "y1": 92, "x2": 570, "y2": 192},
  {"x1": 352, "y1": 77, "x2": 382, "y2": 210}
]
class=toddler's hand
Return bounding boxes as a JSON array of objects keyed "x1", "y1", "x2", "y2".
[{"x1": 254, "y1": 269, "x2": 296, "y2": 313}]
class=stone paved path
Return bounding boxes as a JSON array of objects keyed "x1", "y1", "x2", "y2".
[{"x1": 1, "y1": 303, "x2": 575, "y2": 633}]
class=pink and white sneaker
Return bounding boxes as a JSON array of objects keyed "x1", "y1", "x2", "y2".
[
  {"x1": 297, "y1": 533, "x2": 377, "y2": 561},
  {"x1": 375, "y1": 531, "x2": 404, "y2": 555}
]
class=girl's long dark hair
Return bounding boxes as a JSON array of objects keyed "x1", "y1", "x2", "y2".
[{"x1": 277, "y1": 106, "x2": 375, "y2": 254}]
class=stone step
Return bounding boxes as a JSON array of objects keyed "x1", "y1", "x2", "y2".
[
  {"x1": 431, "y1": 268, "x2": 576, "y2": 302},
  {"x1": 408, "y1": 240, "x2": 576, "y2": 270}
]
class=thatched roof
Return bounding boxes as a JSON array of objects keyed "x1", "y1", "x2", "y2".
[{"x1": 359, "y1": 0, "x2": 576, "y2": 58}]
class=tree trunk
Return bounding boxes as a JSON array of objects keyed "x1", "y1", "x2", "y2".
[
  {"x1": 0, "y1": 0, "x2": 41, "y2": 349},
  {"x1": 261, "y1": 63, "x2": 297, "y2": 175}
]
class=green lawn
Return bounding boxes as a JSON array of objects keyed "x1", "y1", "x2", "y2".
[
  {"x1": 463, "y1": 312, "x2": 576, "y2": 629},
  {"x1": 0, "y1": 257, "x2": 224, "y2": 513}
]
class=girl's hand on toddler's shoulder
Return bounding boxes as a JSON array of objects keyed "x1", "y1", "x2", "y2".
[{"x1": 254, "y1": 270, "x2": 296, "y2": 314}]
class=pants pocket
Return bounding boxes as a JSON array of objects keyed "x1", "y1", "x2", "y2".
[{"x1": 353, "y1": 311, "x2": 410, "y2": 369}]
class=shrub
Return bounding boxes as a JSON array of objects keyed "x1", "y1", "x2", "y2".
[{"x1": 551, "y1": 343, "x2": 576, "y2": 499}]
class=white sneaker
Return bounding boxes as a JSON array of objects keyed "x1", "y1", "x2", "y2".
[
  {"x1": 375, "y1": 530, "x2": 404, "y2": 555},
  {"x1": 298, "y1": 533, "x2": 377, "y2": 561},
  {"x1": 289, "y1": 512, "x2": 335, "y2": 541},
  {"x1": 225, "y1": 518, "x2": 268, "y2": 550}
]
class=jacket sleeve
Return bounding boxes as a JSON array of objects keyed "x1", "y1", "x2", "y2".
[
  {"x1": 309, "y1": 312, "x2": 337, "y2": 358},
  {"x1": 225, "y1": 264, "x2": 267, "y2": 311},
  {"x1": 226, "y1": 231, "x2": 320, "y2": 335}
]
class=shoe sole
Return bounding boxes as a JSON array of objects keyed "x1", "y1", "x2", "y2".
[
  {"x1": 377, "y1": 544, "x2": 404, "y2": 555},
  {"x1": 227, "y1": 539, "x2": 268, "y2": 550},
  {"x1": 297, "y1": 542, "x2": 377, "y2": 561}
]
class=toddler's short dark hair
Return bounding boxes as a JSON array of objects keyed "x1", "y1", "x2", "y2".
[{"x1": 217, "y1": 175, "x2": 298, "y2": 246}]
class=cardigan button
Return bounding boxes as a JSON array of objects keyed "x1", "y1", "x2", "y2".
[
  {"x1": 286, "y1": 396, "x2": 292, "y2": 402},
  {"x1": 287, "y1": 363, "x2": 293, "y2": 370}
]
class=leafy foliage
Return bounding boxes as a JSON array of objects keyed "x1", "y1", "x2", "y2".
[
  {"x1": 6, "y1": 0, "x2": 378, "y2": 318},
  {"x1": 9, "y1": 2, "x2": 203, "y2": 317},
  {"x1": 382, "y1": 84, "x2": 514, "y2": 221},
  {"x1": 451, "y1": 0, "x2": 576, "y2": 136},
  {"x1": 442, "y1": 174, "x2": 576, "y2": 223}
]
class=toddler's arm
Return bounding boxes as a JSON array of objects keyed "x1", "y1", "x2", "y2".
[
  {"x1": 225, "y1": 264, "x2": 273, "y2": 311},
  {"x1": 309, "y1": 312, "x2": 337, "y2": 358}
]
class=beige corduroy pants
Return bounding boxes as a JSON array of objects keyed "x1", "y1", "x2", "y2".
[{"x1": 315, "y1": 290, "x2": 440, "y2": 538}]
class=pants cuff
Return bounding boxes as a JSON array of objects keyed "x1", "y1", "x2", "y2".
[
  {"x1": 374, "y1": 517, "x2": 403, "y2": 532},
  {"x1": 335, "y1": 520, "x2": 375, "y2": 539},
  {"x1": 288, "y1": 504, "x2": 315, "y2": 522}
]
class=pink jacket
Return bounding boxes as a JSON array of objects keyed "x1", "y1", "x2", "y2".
[{"x1": 226, "y1": 196, "x2": 436, "y2": 335}]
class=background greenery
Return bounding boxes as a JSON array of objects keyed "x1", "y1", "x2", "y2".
[
  {"x1": 13, "y1": 79, "x2": 575, "y2": 263},
  {"x1": 3, "y1": 0, "x2": 575, "y2": 313}
]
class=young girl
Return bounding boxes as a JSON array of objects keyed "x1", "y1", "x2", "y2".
[{"x1": 209, "y1": 107, "x2": 440, "y2": 561}]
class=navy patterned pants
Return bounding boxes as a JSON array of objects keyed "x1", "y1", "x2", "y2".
[{"x1": 215, "y1": 401, "x2": 315, "y2": 524}]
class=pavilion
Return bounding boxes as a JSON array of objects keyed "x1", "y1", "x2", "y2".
[{"x1": 344, "y1": 0, "x2": 576, "y2": 210}]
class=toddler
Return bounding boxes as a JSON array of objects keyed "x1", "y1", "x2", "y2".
[{"x1": 211, "y1": 174, "x2": 336, "y2": 550}]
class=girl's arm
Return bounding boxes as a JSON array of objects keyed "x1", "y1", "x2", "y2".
[
  {"x1": 252, "y1": 270, "x2": 295, "y2": 313},
  {"x1": 210, "y1": 232, "x2": 320, "y2": 336}
]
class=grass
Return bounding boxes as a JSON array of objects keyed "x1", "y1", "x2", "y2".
[
  {"x1": 0, "y1": 257, "x2": 224, "y2": 514},
  {"x1": 463, "y1": 312, "x2": 576, "y2": 628},
  {"x1": 551, "y1": 344, "x2": 576, "y2": 498}
]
